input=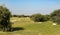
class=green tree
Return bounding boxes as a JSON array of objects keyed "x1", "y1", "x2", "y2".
[
  {"x1": 30, "y1": 14, "x2": 49, "y2": 22},
  {"x1": 0, "y1": 6, "x2": 12, "y2": 31},
  {"x1": 50, "y1": 9, "x2": 60, "y2": 24}
]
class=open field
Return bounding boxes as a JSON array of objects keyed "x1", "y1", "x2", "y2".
[{"x1": 0, "y1": 17, "x2": 60, "y2": 35}]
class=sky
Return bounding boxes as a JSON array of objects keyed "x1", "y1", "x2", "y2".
[{"x1": 0, "y1": 0, "x2": 60, "y2": 15}]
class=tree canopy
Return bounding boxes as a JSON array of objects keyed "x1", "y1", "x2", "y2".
[
  {"x1": 50, "y1": 9, "x2": 60, "y2": 24},
  {"x1": 30, "y1": 13, "x2": 49, "y2": 22},
  {"x1": 0, "y1": 6, "x2": 12, "y2": 32}
]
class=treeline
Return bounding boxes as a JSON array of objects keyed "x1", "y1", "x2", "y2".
[{"x1": 12, "y1": 15, "x2": 30, "y2": 17}]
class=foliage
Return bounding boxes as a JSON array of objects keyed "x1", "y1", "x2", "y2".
[
  {"x1": 0, "y1": 6, "x2": 12, "y2": 31},
  {"x1": 50, "y1": 9, "x2": 60, "y2": 24},
  {"x1": 30, "y1": 14, "x2": 49, "y2": 22},
  {"x1": 12, "y1": 15, "x2": 30, "y2": 17}
]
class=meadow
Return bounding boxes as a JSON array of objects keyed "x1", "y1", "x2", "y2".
[{"x1": 0, "y1": 17, "x2": 60, "y2": 35}]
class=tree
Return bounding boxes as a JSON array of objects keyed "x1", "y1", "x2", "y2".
[
  {"x1": 50, "y1": 9, "x2": 60, "y2": 24},
  {"x1": 30, "y1": 13, "x2": 49, "y2": 22},
  {"x1": 0, "y1": 6, "x2": 12, "y2": 31}
]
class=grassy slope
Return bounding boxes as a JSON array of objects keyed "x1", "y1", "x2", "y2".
[{"x1": 0, "y1": 17, "x2": 60, "y2": 35}]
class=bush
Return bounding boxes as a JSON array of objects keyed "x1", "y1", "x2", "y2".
[
  {"x1": 50, "y1": 9, "x2": 60, "y2": 24},
  {"x1": 30, "y1": 14, "x2": 49, "y2": 22},
  {"x1": 0, "y1": 6, "x2": 12, "y2": 31}
]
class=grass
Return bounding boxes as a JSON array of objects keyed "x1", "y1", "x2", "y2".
[{"x1": 0, "y1": 17, "x2": 60, "y2": 35}]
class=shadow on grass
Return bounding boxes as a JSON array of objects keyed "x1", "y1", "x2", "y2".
[{"x1": 12, "y1": 27, "x2": 24, "y2": 32}]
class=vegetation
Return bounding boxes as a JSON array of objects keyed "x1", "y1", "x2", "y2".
[
  {"x1": 50, "y1": 9, "x2": 60, "y2": 24},
  {"x1": 0, "y1": 6, "x2": 12, "y2": 31},
  {"x1": 12, "y1": 15, "x2": 30, "y2": 17},
  {"x1": 30, "y1": 14, "x2": 50, "y2": 22},
  {"x1": 0, "y1": 17, "x2": 59, "y2": 35},
  {"x1": 0, "y1": 5, "x2": 60, "y2": 35}
]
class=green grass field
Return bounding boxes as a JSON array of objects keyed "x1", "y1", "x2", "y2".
[{"x1": 0, "y1": 17, "x2": 60, "y2": 35}]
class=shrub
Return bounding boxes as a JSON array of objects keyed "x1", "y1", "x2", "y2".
[
  {"x1": 50, "y1": 9, "x2": 60, "y2": 24},
  {"x1": 30, "y1": 14, "x2": 49, "y2": 22},
  {"x1": 0, "y1": 6, "x2": 12, "y2": 31}
]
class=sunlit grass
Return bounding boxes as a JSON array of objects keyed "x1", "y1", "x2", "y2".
[{"x1": 0, "y1": 17, "x2": 60, "y2": 35}]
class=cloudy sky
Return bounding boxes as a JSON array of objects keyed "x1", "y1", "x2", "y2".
[{"x1": 0, "y1": 0, "x2": 60, "y2": 15}]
